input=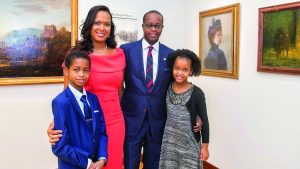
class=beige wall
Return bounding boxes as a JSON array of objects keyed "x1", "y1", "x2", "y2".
[{"x1": 185, "y1": 0, "x2": 300, "y2": 168}]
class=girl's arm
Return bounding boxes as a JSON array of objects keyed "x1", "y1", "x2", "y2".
[
  {"x1": 200, "y1": 143, "x2": 209, "y2": 161},
  {"x1": 196, "y1": 88, "x2": 210, "y2": 161},
  {"x1": 197, "y1": 90, "x2": 209, "y2": 144}
]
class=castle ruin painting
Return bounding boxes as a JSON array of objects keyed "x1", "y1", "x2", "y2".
[{"x1": 0, "y1": 0, "x2": 74, "y2": 81}]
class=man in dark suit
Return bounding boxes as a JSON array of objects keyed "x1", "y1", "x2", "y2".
[{"x1": 120, "y1": 10, "x2": 173, "y2": 169}]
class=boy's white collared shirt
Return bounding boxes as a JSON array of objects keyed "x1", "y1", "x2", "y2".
[
  {"x1": 68, "y1": 84, "x2": 106, "y2": 166},
  {"x1": 68, "y1": 84, "x2": 90, "y2": 117}
]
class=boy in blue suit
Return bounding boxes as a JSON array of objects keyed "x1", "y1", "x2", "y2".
[{"x1": 51, "y1": 50, "x2": 108, "y2": 169}]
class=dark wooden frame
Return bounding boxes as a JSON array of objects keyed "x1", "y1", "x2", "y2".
[{"x1": 257, "y1": 1, "x2": 300, "y2": 75}]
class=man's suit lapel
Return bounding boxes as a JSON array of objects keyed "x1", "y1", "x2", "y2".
[
  {"x1": 135, "y1": 40, "x2": 147, "y2": 86},
  {"x1": 65, "y1": 86, "x2": 86, "y2": 120}
]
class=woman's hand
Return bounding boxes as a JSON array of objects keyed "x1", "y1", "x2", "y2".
[{"x1": 47, "y1": 120, "x2": 62, "y2": 145}]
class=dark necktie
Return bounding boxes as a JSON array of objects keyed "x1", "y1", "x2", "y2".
[
  {"x1": 80, "y1": 95, "x2": 95, "y2": 160},
  {"x1": 80, "y1": 95, "x2": 92, "y2": 120},
  {"x1": 146, "y1": 46, "x2": 153, "y2": 93}
]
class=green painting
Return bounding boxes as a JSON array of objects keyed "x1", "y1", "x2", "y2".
[
  {"x1": 258, "y1": 2, "x2": 300, "y2": 75},
  {"x1": 263, "y1": 9, "x2": 300, "y2": 68}
]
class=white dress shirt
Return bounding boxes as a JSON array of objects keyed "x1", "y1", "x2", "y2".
[
  {"x1": 142, "y1": 38, "x2": 160, "y2": 83},
  {"x1": 68, "y1": 84, "x2": 89, "y2": 117}
]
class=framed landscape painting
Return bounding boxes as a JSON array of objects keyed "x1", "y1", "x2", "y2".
[
  {"x1": 0, "y1": 0, "x2": 78, "y2": 85},
  {"x1": 199, "y1": 3, "x2": 240, "y2": 79},
  {"x1": 258, "y1": 1, "x2": 300, "y2": 75}
]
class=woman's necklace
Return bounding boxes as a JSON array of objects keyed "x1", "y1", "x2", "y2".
[{"x1": 93, "y1": 45, "x2": 107, "y2": 54}]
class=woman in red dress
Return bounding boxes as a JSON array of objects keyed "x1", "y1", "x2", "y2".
[{"x1": 48, "y1": 5, "x2": 125, "y2": 169}]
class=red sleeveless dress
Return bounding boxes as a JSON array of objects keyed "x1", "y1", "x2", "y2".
[{"x1": 85, "y1": 48, "x2": 125, "y2": 169}]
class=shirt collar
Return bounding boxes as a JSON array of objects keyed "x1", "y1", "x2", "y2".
[
  {"x1": 68, "y1": 84, "x2": 87, "y2": 100},
  {"x1": 142, "y1": 38, "x2": 159, "y2": 51}
]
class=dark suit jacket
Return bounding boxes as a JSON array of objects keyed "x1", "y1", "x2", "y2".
[
  {"x1": 51, "y1": 86, "x2": 108, "y2": 169},
  {"x1": 120, "y1": 39, "x2": 173, "y2": 141}
]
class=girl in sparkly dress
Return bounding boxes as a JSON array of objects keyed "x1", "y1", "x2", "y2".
[{"x1": 159, "y1": 49, "x2": 210, "y2": 169}]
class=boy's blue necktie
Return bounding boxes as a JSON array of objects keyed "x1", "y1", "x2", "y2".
[{"x1": 80, "y1": 95, "x2": 92, "y2": 120}]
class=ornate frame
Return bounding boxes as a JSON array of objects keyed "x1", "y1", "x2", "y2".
[
  {"x1": 0, "y1": 0, "x2": 78, "y2": 85},
  {"x1": 199, "y1": 3, "x2": 240, "y2": 79}
]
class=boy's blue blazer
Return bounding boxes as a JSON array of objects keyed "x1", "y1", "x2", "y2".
[{"x1": 51, "y1": 86, "x2": 108, "y2": 169}]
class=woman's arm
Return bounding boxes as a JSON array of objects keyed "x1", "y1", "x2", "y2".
[
  {"x1": 47, "y1": 121, "x2": 62, "y2": 145},
  {"x1": 118, "y1": 80, "x2": 125, "y2": 100},
  {"x1": 47, "y1": 67, "x2": 68, "y2": 144}
]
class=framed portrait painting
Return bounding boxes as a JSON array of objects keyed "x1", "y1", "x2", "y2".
[
  {"x1": 257, "y1": 2, "x2": 300, "y2": 75},
  {"x1": 0, "y1": 0, "x2": 78, "y2": 85},
  {"x1": 199, "y1": 3, "x2": 240, "y2": 79}
]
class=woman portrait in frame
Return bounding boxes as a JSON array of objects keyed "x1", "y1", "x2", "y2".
[
  {"x1": 199, "y1": 3, "x2": 239, "y2": 79},
  {"x1": 204, "y1": 18, "x2": 230, "y2": 71}
]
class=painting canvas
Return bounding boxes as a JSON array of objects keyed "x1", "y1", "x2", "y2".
[
  {"x1": 199, "y1": 3, "x2": 239, "y2": 79},
  {"x1": 0, "y1": 0, "x2": 77, "y2": 85},
  {"x1": 112, "y1": 11, "x2": 138, "y2": 47},
  {"x1": 258, "y1": 1, "x2": 300, "y2": 75}
]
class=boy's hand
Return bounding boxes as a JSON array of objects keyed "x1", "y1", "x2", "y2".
[
  {"x1": 88, "y1": 162, "x2": 95, "y2": 169},
  {"x1": 47, "y1": 120, "x2": 62, "y2": 145},
  {"x1": 90, "y1": 159, "x2": 105, "y2": 169}
]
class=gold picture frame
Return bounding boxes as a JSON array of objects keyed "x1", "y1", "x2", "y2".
[
  {"x1": 0, "y1": 0, "x2": 78, "y2": 85},
  {"x1": 199, "y1": 3, "x2": 240, "y2": 79}
]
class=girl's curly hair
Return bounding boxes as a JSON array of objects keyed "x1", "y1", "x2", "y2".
[{"x1": 168, "y1": 49, "x2": 201, "y2": 76}]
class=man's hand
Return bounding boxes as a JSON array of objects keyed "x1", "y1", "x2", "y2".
[{"x1": 193, "y1": 115, "x2": 202, "y2": 132}]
